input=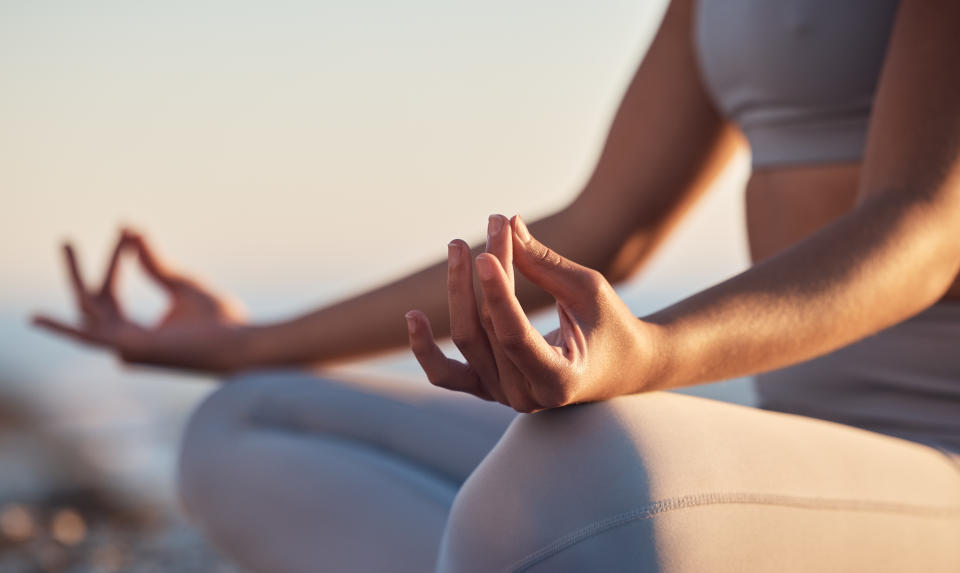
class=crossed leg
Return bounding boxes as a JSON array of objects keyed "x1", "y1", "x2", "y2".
[
  {"x1": 439, "y1": 392, "x2": 960, "y2": 573},
  {"x1": 178, "y1": 372, "x2": 960, "y2": 573},
  {"x1": 178, "y1": 369, "x2": 515, "y2": 573}
]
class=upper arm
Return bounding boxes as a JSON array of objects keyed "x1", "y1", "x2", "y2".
[
  {"x1": 859, "y1": 0, "x2": 960, "y2": 211},
  {"x1": 565, "y1": 0, "x2": 740, "y2": 281}
]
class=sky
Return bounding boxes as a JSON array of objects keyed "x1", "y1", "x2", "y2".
[{"x1": 2, "y1": 0, "x2": 748, "y2": 314}]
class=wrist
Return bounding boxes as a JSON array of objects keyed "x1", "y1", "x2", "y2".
[
  {"x1": 226, "y1": 323, "x2": 271, "y2": 371},
  {"x1": 634, "y1": 318, "x2": 676, "y2": 392}
]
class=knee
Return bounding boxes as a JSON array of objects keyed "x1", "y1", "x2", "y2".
[
  {"x1": 176, "y1": 371, "x2": 280, "y2": 518},
  {"x1": 438, "y1": 392, "x2": 767, "y2": 571},
  {"x1": 438, "y1": 396, "x2": 672, "y2": 572}
]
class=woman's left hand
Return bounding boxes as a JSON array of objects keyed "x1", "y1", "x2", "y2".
[{"x1": 406, "y1": 214, "x2": 663, "y2": 413}]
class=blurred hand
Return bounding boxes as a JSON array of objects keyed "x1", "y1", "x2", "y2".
[
  {"x1": 406, "y1": 215, "x2": 661, "y2": 413},
  {"x1": 33, "y1": 230, "x2": 249, "y2": 373}
]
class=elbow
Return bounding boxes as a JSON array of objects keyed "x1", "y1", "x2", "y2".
[
  {"x1": 591, "y1": 225, "x2": 671, "y2": 285},
  {"x1": 601, "y1": 230, "x2": 658, "y2": 284},
  {"x1": 872, "y1": 191, "x2": 960, "y2": 311},
  {"x1": 552, "y1": 204, "x2": 653, "y2": 285},
  {"x1": 583, "y1": 221, "x2": 672, "y2": 285},
  {"x1": 922, "y1": 230, "x2": 960, "y2": 306},
  {"x1": 912, "y1": 195, "x2": 960, "y2": 306},
  {"x1": 915, "y1": 255, "x2": 958, "y2": 311}
]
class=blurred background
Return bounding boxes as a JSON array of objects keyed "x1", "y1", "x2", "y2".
[{"x1": 1, "y1": 0, "x2": 751, "y2": 570}]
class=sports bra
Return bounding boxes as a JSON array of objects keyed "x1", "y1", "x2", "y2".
[{"x1": 694, "y1": 0, "x2": 901, "y2": 168}]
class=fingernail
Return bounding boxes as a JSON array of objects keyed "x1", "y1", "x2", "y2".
[
  {"x1": 405, "y1": 312, "x2": 417, "y2": 334},
  {"x1": 475, "y1": 255, "x2": 494, "y2": 280},
  {"x1": 488, "y1": 215, "x2": 504, "y2": 236},
  {"x1": 447, "y1": 241, "x2": 460, "y2": 266},
  {"x1": 514, "y1": 215, "x2": 531, "y2": 242}
]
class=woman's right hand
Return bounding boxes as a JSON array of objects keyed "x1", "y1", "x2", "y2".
[{"x1": 33, "y1": 230, "x2": 251, "y2": 374}]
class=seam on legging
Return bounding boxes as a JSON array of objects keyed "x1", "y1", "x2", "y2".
[{"x1": 507, "y1": 491, "x2": 960, "y2": 573}]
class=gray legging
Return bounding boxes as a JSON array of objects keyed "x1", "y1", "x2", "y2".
[{"x1": 177, "y1": 370, "x2": 960, "y2": 573}]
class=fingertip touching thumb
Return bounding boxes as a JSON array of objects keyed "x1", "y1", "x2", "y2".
[{"x1": 511, "y1": 214, "x2": 532, "y2": 243}]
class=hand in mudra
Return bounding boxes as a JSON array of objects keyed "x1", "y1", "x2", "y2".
[
  {"x1": 406, "y1": 215, "x2": 660, "y2": 413},
  {"x1": 33, "y1": 230, "x2": 248, "y2": 373}
]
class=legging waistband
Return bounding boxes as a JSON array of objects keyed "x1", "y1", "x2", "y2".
[{"x1": 756, "y1": 301, "x2": 960, "y2": 454}]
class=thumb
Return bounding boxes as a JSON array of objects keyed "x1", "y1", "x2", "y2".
[{"x1": 510, "y1": 215, "x2": 605, "y2": 306}]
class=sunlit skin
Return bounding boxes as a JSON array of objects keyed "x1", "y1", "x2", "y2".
[{"x1": 34, "y1": 0, "x2": 960, "y2": 413}]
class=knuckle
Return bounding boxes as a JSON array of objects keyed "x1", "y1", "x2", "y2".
[
  {"x1": 425, "y1": 371, "x2": 454, "y2": 389},
  {"x1": 469, "y1": 388, "x2": 495, "y2": 403},
  {"x1": 482, "y1": 287, "x2": 508, "y2": 306},
  {"x1": 450, "y1": 330, "x2": 479, "y2": 350},
  {"x1": 480, "y1": 317, "x2": 495, "y2": 335},
  {"x1": 536, "y1": 383, "x2": 575, "y2": 410},
  {"x1": 408, "y1": 335, "x2": 428, "y2": 352},
  {"x1": 579, "y1": 268, "x2": 607, "y2": 293},
  {"x1": 508, "y1": 393, "x2": 538, "y2": 414},
  {"x1": 411, "y1": 340, "x2": 439, "y2": 359},
  {"x1": 511, "y1": 402, "x2": 536, "y2": 414},
  {"x1": 479, "y1": 380, "x2": 506, "y2": 403},
  {"x1": 532, "y1": 245, "x2": 563, "y2": 270},
  {"x1": 447, "y1": 276, "x2": 470, "y2": 296},
  {"x1": 498, "y1": 328, "x2": 531, "y2": 352},
  {"x1": 478, "y1": 306, "x2": 495, "y2": 330}
]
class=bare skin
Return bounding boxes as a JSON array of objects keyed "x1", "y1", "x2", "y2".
[
  {"x1": 34, "y1": 0, "x2": 960, "y2": 409},
  {"x1": 749, "y1": 163, "x2": 960, "y2": 297}
]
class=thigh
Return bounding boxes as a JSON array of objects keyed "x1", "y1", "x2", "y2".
[
  {"x1": 182, "y1": 369, "x2": 516, "y2": 486},
  {"x1": 439, "y1": 392, "x2": 960, "y2": 573},
  {"x1": 177, "y1": 370, "x2": 516, "y2": 573}
]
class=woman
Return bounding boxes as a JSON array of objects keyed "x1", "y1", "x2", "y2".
[{"x1": 35, "y1": 0, "x2": 960, "y2": 571}]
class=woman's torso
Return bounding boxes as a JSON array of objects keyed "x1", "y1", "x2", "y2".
[{"x1": 693, "y1": 0, "x2": 960, "y2": 453}]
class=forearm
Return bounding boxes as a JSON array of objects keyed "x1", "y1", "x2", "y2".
[
  {"x1": 238, "y1": 208, "x2": 616, "y2": 368},
  {"x1": 643, "y1": 192, "x2": 960, "y2": 391}
]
